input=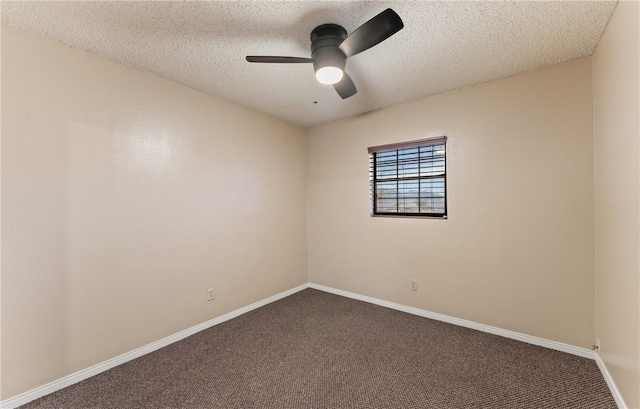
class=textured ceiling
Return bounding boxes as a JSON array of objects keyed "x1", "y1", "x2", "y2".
[{"x1": 1, "y1": 1, "x2": 617, "y2": 128}]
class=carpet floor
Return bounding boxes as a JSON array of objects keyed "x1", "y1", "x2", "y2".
[{"x1": 19, "y1": 289, "x2": 616, "y2": 408}]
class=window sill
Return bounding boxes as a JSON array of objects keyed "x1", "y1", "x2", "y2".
[{"x1": 370, "y1": 213, "x2": 447, "y2": 220}]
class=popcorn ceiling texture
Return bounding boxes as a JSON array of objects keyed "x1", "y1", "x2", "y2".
[{"x1": 1, "y1": 1, "x2": 616, "y2": 128}]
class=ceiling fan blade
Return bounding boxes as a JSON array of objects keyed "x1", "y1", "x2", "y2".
[
  {"x1": 246, "y1": 56, "x2": 313, "y2": 63},
  {"x1": 333, "y1": 72, "x2": 357, "y2": 99},
  {"x1": 338, "y1": 8, "x2": 404, "y2": 58}
]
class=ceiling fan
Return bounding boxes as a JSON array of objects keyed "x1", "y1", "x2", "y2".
[{"x1": 246, "y1": 8, "x2": 404, "y2": 99}]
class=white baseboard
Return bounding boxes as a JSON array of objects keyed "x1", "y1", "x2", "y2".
[
  {"x1": 310, "y1": 283, "x2": 633, "y2": 407},
  {"x1": 5, "y1": 282, "x2": 623, "y2": 409},
  {"x1": 595, "y1": 354, "x2": 627, "y2": 409},
  {"x1": 308, "y1": 283, "x2": 595, "y2": 359},
  {"x1": 0, "y1": 283, "x2": 309, "y2": 409}
]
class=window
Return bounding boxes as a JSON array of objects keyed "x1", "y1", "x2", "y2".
[{"x1": 369, "y1": 136, "x2": 447, "y2": 218}]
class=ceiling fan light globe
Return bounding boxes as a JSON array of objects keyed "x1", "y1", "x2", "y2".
[{"x1": 315, "y1": 66, "x2": 343, "y2": 85}]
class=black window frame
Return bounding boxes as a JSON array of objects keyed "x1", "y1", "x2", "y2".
[{"x1": 369, "y1": 136, "x2": 447, "y2": 219}]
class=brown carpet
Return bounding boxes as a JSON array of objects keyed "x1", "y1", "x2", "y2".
[{"x1": 19, "y1": 289, "x2": 616, "y2": 408}]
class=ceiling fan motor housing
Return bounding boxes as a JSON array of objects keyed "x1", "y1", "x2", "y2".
[
  {"x1": 310, "y1": 24, "x2": 347, "y2": 72},
  {"x1": 245, "y1": 9, "x2": 403, "y2": 99}
]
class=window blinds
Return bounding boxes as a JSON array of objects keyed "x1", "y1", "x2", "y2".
[{"x1": 369, "y1": 136, "x2": 447, "y2": 218}]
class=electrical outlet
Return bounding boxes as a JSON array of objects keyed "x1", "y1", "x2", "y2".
[
  {"x1": 595, "y1": 338, "x2": 600, "y2": 354},
  {"x1": 410, "y1": 279, "x2": 418, "y2": 291},
  {"x1": 207, "y1": 287, "x2": 215, "y2": 301}
]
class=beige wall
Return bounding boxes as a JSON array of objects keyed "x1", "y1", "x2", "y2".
[
  {"x1": 3, "y1": 5, "x2": 638, "y2": 404},
  {"x1": 1, "y1": 25, "x2": 307, "y2": 399},
  {"x1": 592, "y1": 1, "x2": 640, "y2": 408},
  {"x1": 307, "y1": 58, "x2": 595, "y2": 349}
]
